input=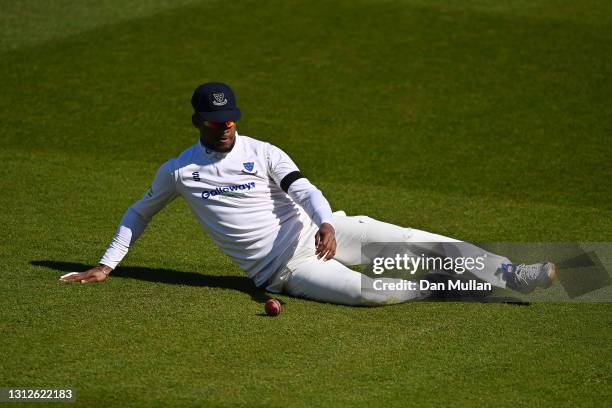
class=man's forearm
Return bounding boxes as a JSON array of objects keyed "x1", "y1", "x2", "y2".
[
  {"x1": 287, "y1": 178, "x2": 335, "y2": 227},
  {"x1": 99, "y1": 207, "x2": 149, "y2": 269}
]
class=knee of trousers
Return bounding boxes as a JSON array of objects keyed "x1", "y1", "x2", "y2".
[
  {"x1": 347, "y1": 277, "x2": 409, "y2": 306},
  {"x1": 357, "y1": 289, "x2": 408, "y2": 306},
  {"x1": 283, "y1": 269, "x2": 367, "y2": 307}
]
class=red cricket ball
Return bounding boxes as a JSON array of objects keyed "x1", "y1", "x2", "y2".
[{"x1": 265, "y1": 299, "x2": 282, "y2": 316}]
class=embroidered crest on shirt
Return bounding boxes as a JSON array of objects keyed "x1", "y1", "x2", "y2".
[{"x1": 242, "y1": 162, "x2": 257, "y2": 175}]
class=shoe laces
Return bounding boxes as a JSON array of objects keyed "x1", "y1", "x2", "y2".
[{"x1": 514, "y1": 264, "x2": 540, "y2": 284}]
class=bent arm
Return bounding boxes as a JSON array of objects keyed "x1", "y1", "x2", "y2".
[
  {"x1": 99, "y1": 208, "x2": 149, "y2": 269},
  {"x1": 286, "y1": 178, "x2": 334, "y2": 227},
  {"x1": 266, "y1": 143, "x2": 336, "y2": 260},
  {"x1": 99, "y1": 159, "x2": 178, "y2": 270},
  {"x1": 267, "y1": 143, "x2": 335, "y2": 228}
]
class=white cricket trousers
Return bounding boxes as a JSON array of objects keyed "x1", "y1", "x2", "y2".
[{"x1": 266, "y1": 212, "x2": 510, "y2": 306}]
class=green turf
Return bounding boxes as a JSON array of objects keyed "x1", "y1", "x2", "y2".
[{"x1": 1, "y1": 0, "x2": 611, "y2": 406}]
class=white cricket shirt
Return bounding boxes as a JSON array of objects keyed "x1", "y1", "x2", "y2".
[{"x1": 100, "y1": 132, "x2": 334, "y2": 287}]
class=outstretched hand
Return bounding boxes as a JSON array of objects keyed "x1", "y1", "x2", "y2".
[
  {"x1": 314, "y1": 222, "x2": 336, "y2": 261},
  {"x1": 59, "y1": 265, "x2": 112, "y2": 283}
]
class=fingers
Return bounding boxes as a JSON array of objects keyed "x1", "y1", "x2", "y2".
[
  {"x1": 80, "y1": 275, "x2": 100, "y2": 284},
  {"x1": 321, "y1": 238, "x2": 336, "y2": 261},
  {"x1": 315, "y1": 233, "x2": 336, "y2": 261},
  {"x1": 324, "y1": 239, "x2": 337, "y2": 261},
  {"x1": 59, "y1": 272, "x2": 84, "y2": 282},
  {"x1": 80, "y1": 270, "x2": 108, "y2": 283},
  {"x1": 59, "y1": 270, "x2": 107, "y2": 283},
  {"x1": 315, "y1": 231, "x2": 327, "y2": 257}
]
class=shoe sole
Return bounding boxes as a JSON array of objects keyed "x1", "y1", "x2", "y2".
[{"x1": 543, "y1": 262, "x2": 557, "y2": 288}]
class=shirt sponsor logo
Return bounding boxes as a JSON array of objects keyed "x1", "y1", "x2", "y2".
[{"x1": 201, "y1": 182, "x2": 256, "y2": 199}]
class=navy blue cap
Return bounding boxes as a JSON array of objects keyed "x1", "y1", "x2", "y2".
[{"x1": 191, "y1": 82, "x2": 241, "y2": 122}]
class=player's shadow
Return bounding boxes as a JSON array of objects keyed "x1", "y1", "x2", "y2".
[
  {"x1": 32, "y1": 260, "x2": 526, "y2": 306},
  {"x1": 31, "y1": 260, "x2": 272, "y2": 303},
  {"x1": 421, "y1": 272, "x2": 529, "y2": 305}
]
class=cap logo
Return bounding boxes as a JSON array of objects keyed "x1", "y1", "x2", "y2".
[{"x1": 212, "y1": 92, "x2": 228, "y2": 106}]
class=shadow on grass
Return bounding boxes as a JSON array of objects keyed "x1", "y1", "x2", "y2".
[
  {"x1": 32, "y1": 260, "x2": 527, "y2": 306},
  {"x1": 423, "y1": 273, "x2": 529, "y2": 305},
  {"x1": 31, "y1": 260, "x2": 272, "y2": 303}
]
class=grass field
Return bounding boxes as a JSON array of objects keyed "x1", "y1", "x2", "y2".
[{"x1": 1, "y1": 0, "x2": 611, "y2": 406}]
